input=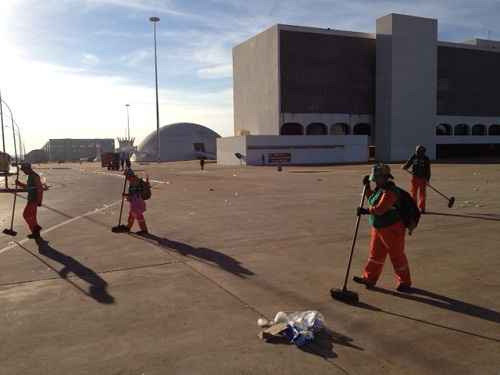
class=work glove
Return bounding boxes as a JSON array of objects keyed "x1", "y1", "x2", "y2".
[
  {"x1": 357, "y1": 207, "x2": 369, "y2": 216},
  {"x1": 362, "y1": 175, "x2": 370, "y2": 186}
]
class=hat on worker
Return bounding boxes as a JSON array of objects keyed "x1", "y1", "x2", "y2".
[
  {"x1": 369, "y1": 163, "x2": 394, "y2": 181},
  {"x1": 20, "y1": 162, "x2": 32, "y2": 170},
  {"x1": 416, "y1": 144, "x2": 426, "y2": 153}
]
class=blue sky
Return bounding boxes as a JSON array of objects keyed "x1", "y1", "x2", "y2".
[{"x1": 0, "y1": 0, "x2": 499, "y2": 152}]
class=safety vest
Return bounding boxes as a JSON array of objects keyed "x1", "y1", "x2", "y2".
[{"x1": 368, "y1": 185, "x2": 401, "y2": 229}]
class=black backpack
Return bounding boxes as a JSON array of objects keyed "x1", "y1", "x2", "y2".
[
  {"x1": 395, "y1": 187, "x2": 421, "y2": 233},
  {"x1": 139, "y1": 178, "x2": 152, "y2": 201}
]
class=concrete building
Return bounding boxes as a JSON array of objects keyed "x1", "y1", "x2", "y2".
[
  {"x1": 25, "y1": 149, "x2": 49, "y2": 164},
  {"x1": 42, "y1": 139, "x2": 115, "y2": 162},
  {"x1": 134, "y1": 123, "x2": 220, "y2": 162},
  {"x1": 218, "y1": 13, "x2": 500, "y2": 165}
]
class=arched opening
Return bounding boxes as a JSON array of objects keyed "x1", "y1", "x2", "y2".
[
  {"x1": 489, "y1": 124, "x2": 500, "y2": 136},
  {"x1": 353, "y1": 123, "x2": 371, "y2": 136},
  {"x1": 436, "y1": 123, "x2": 452, "y2": 136},
  {"x1": 306, "y1": 122, "x2": 327, "y2": 135},
  {"x1": 471, "y1": 124, "x2": 486, "y2": 136},
  {"x1": 330, "y1": 123, "x2": 350, "y2": 135},
  {"x1": 280, "y1": 123, "x2": 304, "y2": 135},
  {"x1": 454, "y1": 124, "x2": 470, "y2": 136}
]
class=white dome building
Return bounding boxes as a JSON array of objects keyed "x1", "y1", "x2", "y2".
[{"x1": 134, "y1": 123, "x2": 220, "y2": 162}]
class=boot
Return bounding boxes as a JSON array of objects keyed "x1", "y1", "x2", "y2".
[
  {"x1": 137, "y1": 221, "x2": 149, "y2": 235},
  {"x1": 353, "y1": 276, "x2": 375, "y2": 289}
]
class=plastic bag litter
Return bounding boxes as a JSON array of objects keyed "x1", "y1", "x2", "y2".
[{"x1": 263, "y1": 310, "x2": 325, "y2": 347}]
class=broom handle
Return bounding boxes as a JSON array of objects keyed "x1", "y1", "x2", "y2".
[
  {"x1": 342, "y1": 184, "x2": 367, "y2": 290},
  {"x1": 117, "y1": 176, "x2": 127, "y2": 226}
]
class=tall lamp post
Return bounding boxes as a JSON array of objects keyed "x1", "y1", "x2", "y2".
[
  {"x1": 149, "y1": 16, "x2": 161, "y2": 163},
  {"x1": 125, "y1": 104, "x2": 131, "y2": 139}
]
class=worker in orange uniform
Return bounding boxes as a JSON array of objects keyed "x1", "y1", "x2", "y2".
[
  {"x1": 123, "y1": 169, "x2": 148, "y2": 234},
  {"x1": 402, "y1": 145, "x2": 431, "y2": 214},
  {"x1": 15, "y1": 163, "x2": 44, "y2": 239},
  {"x1": 353, "y1": 163, "x2": 412, "y2": 293}
]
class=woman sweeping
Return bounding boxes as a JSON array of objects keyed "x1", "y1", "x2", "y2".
[{"x1": 124, "y1": 169, "x2": 149, "y2": 234}]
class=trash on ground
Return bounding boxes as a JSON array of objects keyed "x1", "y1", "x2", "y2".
[{"x1": 258, "y1": 310, "x2": 325, "y2": 347}]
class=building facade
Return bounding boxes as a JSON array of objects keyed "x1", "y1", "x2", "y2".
[
  {"x1": 42, "y1": 139, "x2": 115, "y2": 162},
  {"x1": 228, "y1": 13, "x2": 500, "y2": 162}
]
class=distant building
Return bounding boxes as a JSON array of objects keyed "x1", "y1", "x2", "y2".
[
  {"x1": 42, "y1": 139, "x2": 115, "y2": 162},
  {"x1": 218, "y1": 13, "x2": 500, "y2": 165},
  {"x1": 25, "y1": 149, "x2": 49, "y2": 164},
  {"x1": 135, "y1": 123, "x2": 220, "y2": 162}
]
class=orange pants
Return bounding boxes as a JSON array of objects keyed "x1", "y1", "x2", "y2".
[
  {"x1": 363, "y1": 222, "x2": 411, "y2": 287},
  {"x1": 411, "y1": 176, "x2": 427, "y2": 211},
  {"x1": 23, "y1": 202, "x2": 40, "y2": 233}
]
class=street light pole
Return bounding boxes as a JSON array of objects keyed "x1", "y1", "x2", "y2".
[
  {"x1": 149, "y1": 16, "x2": 161, "y2": 163},
  {"x1": 125, "y1": 104, "x2": 131, "y2": 140}
]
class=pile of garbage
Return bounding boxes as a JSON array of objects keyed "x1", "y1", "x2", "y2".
[{"x1": 258, "y1": 310, "x2": 325, "y2": 347}]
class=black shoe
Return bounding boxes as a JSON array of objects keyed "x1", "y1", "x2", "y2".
[
  {"x1": 353, "y1": 276, "x2": 375, "y2": 289},
  {"x1": 396, "y1": 284, "x2": 414, "y2": 293},
  {"x1": 27, "y1": 232, "x2": 40, "y2": 239}
]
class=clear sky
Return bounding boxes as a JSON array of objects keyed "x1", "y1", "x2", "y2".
[{"x1": 0, "y1": 0, "x2": 499, "y2": 153}]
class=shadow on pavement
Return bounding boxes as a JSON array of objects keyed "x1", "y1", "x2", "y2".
[
  {"x1": 17, "y1": 238, "x2": 114, "y2": 304},
  {"x1": 352, "y1": 299, "x2": 500, "y2": 343},
  {"x1": 426, "y1": 211, "x2": 500, "y2": 222},
  {"x1": 132, "y1": 233, "x2": 255, "y2": 278},
  {"x1": 266, "y1": 327, "x2": 362, "y2": 360},
  {"x1": 370, "y1": 286, "x2": 500, "y2": 324}
]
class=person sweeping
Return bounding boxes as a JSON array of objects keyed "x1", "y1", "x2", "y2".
[
  {"x1": 353, "y1": 163, "x2": 413, "y2": 293},
  {"x1": 402, "y1": 145, "x2": 431, "y2": 214},
  {"x1": 15, "y1": 163, "x2": 44, "y2": 239},
  {"x1": 123, "y1": 169, "x2": 149, "y2": 234}
]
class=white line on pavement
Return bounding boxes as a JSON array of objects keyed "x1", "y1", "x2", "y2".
[{"x1": 0, "y1": 201, "x2": 120, "y2": 255}]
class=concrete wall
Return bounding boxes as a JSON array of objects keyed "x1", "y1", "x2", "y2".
[
  {"x1": 233, "y1": 26, "x2": 280, "y2": 136},
  {"x1": 376, "y1": 14, "x2": 438, "y2": 161},
  {"x1": 216, "y1": 136, "x2": 247, "y2": 166},
  {"x1": 217, "y1": 135, "x2": 368, "y2": 165}
]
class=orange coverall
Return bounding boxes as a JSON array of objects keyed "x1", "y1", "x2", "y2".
[
  {"x1": 363, "y1": 189, "x2": 412, "y2": 287},
  {"x1": 411, "y1": 176, "x2": 427, "y2": 212}
]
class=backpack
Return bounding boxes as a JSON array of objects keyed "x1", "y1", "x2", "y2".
[
  {"x1": 395, "y1": 187, "x2": 421, "y2": 233},
  {"x1": 139, "y1": 178, "x2": 152, "y2": 201}
]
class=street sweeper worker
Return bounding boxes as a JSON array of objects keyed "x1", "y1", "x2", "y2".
[
  {"x1": 123, "y1": 169, "x2": 148, "y2": 234},
  {"x1": 402, "y1": 145, "x2": 431, "y2": 214},
  {"x1": 353, "y1": 163, "x2": 412, "y2": 293},
  {"x1": 15, "y1": 163, "x2": 43, "y2": 239}
]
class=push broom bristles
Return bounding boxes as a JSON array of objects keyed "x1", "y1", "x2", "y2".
[{"x1": 330, "y1": 288, "x2": 359, "y2": 304}]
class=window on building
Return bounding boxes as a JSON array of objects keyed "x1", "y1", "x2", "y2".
[
  {"x1": 353, "y1": 123, "x2": 371, "y2": 136},
  {"x1": 436, "y1": 123, "x2": 452, "y2": 136},
  {"x1": 454, "y1": 124, "x2": 470, "y2": 136},
  {"x1": 193, "y1": 143, "x2": 206, "y2": 152},
  {"x1": 489, "y1": 124, "x2": 500, "y2": 136},
  {"x1": 471, "y1": 124, "x2": 486, "y2": 136},
  {"x1": 280, "y1": 123, "x2": 304, "y2": 135},
  {"x1": 330, "y1": 123, "x2": 350, "y2": 135},
  {"x1": 306, "y1": 123, "x2": 328, "y2": 135}
]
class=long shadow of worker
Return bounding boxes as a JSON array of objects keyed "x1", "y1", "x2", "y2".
[
  {"x1": 370, "y1": 286, "x2": 500, "y2": 324},
  {"x1": 426, "y1": 211, "x2": 500, "y2": 222},
  {"x1": 349, "y1": 296, "x2": 500, "y2": 343},
  {"x1": 30, "y1": 238, "x2": 114, "y2": 304},
  {"x1": 132, "y1": 233, "x2": 254, "y2": 278}
]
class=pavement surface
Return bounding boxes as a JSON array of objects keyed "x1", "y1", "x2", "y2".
[{"x1": 0, "y1": 161, "x2": 499, "y2": 375}]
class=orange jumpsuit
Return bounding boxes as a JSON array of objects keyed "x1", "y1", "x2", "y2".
[
  {"x1": 18, "y1": 173, "x2": 43, "y2": 233},
  {"x1": 362, "y1": 188, "x2": 412, "y2": 287},
  {"x1": 411, "y1": 176, "x2": 427, "y2": 212}
]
